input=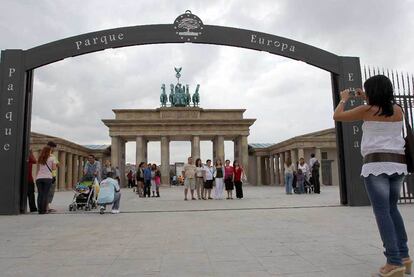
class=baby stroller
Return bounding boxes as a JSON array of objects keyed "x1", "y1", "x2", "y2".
[{"x1": 68, "y1": 177, "x2": 98, "y2": 211}]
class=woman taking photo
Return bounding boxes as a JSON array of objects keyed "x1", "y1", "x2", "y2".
[
  {"x1": 35, "y1": 146, "x2": 57, "y2": 214},
  {"x1": 334, "y1": 75, "x2": 411, "y2": 277}
]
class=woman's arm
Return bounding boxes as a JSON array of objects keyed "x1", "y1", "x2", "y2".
[{"x1": 333, "y1": 89, "x2": 368, "y2": 122}]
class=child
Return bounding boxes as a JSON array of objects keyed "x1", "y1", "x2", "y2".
[{"x1": 296, "y1": 168, "x2": 305, "y2": 194}]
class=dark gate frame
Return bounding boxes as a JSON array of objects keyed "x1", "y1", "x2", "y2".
[{"x1": 0, "y1": 11, "x2": 369, "y2": 214}]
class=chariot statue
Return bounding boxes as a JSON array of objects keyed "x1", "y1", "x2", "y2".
[
  {"x1": 160, "y1": 67, "x2": 201, "y2": 107},
  {"x1": 160, "y1": 84, "x2": 168, "y2": 107}
]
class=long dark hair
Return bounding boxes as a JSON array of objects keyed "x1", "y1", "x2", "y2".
[
  {"x1": 195, "y1": 158, "x2": 202, "y2": 167},
  {"x1": 285, "y1": 156, "x2": 292, "y2": 167},
  {"x1": 38, "y1": 146, "x2": 51, "y2": 165},
  {"x1": 364, "y1": 75, "x2": 395, "y2": 117}
]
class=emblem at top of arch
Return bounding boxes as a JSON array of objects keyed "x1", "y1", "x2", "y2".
[{"x1": 173, "y1": 10, "x2": 204, "y2": 41}]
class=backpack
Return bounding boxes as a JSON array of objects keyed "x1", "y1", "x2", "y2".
[{"x1": 312, "y1": 160, "x2": 320, "y2": 171}]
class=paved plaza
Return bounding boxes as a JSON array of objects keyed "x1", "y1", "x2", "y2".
[{"x1": 1, "y1": 185, "x2": 414, "y2": 276}]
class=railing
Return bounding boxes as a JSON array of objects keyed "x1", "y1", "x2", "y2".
[{"x1": 363, "y1": 66, "x2": 414, "y2": 203}]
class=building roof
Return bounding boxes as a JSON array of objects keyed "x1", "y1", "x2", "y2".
[
  {"x1": 83, "y1": 145, "x2": 110, "y2": 150},
  {"x1": 249, "y1": 143, "x2": 275, "y2": 149}
]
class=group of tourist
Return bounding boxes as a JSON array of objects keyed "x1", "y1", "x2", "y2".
[
  {"x1": 181, "y1": 157, "x2": 246, "y2": 201},
  {"x1": 134, "y1": 162, "x2": 162, "y2": 198},
  {"x1": 283, "y1": 154, "x2": 321, "y2": 195}
]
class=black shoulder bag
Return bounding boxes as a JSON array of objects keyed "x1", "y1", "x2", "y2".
[{"x1": 403, "y1": 109, "x2": 414, "y2": 173}]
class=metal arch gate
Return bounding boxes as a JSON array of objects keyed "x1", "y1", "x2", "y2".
[{"x1": 0, "y1": 11, "x2": 368, "y2": 214}]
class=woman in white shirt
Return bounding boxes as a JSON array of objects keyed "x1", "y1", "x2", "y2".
[
  {"x1": 334, "y1": 75, "x2": 411, "y2": 277},
  {"x1": 36, "y1": 146, "x2": 57, "y2": 214}
]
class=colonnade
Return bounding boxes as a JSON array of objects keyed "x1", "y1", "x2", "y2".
[
  {"x1": 111, "y1": 135, "x2": 249, "y2": 185},
  {"x1": 256, "y1": 147, "x2": 322, "y2": 186}
]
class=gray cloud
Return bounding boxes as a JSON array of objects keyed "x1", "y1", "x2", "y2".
[{"x1": 1, "y1": 0, "x2": 413, "y2": 164}]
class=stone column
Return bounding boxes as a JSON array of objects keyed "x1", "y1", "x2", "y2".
[
  {"x1": 78, "y1": 156, "x2": 83, "y2": 181},
  {"x1": 269, "y1": 155, "x2": 275, "y2": 185},
  {"x1": 233, "y1": 137, "x2": 242, "y2": 163},
  {"x1": 264, "y1": 157, "x2": 270, "y2": 185},
  {"x1": 240, "y1": 136, "x2": 249, "y2": 177},
  {"x1": 212, "y1": 138, "x2": 217, "y2": 163},
  {"x1": 58, "y1": 151, "x2": 66, "y2": 190},
  {"x1": 111, "y1": 136, "x2": 120, "y2": 169},
  {"x1": 256, "y1": 155, "x2": 262, "y2": 186},
  {"x1": 160, "y1": 136, "x2": 170, "y2": 185},
  {"x1": 291, "y1": 149, "x2": 297, "y2": 169},
  {"x1": 191, "y1": 135, "x2": 200, "y2": 160},
  {"x1": 120, "y1": 139, "x2": 126, "y2": 187},
  {"x1": 136, "y1": 136, "x2": 147, "y2": 165},
  {"x1": 73, "y1": 154, "x2": 79, "y2": 184},
  {"x1": 280, "y1": 152, "x2": 285, "y2": 185},
  {"x1": 216, "y1": 135, "x2": 225, "y2": 163},
  {"x1": 66, "y1": 153, "x2": 73, "y2": 190},
  {"x1": 275, "y1": 154, "x2": 280, "y2": 185},
  {"x1": 298, "y1": 148, "x2": 305, "y2": 160}
]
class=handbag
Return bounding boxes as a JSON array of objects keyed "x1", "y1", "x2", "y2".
[{"x1": 403, "y1": 109, "x2": 414, "y2": 173}]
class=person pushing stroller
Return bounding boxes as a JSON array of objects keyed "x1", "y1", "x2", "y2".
[{"x1": 97, "y1": 171, "x2": 121, "y2": 214}]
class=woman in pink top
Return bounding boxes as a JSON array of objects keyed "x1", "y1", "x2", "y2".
[
  {"x1": 224, "y1": 160, "x2": 235, "y2": 199},
  {"x1": 36, "y1": 146, "x2": 57, "y2": 214}
]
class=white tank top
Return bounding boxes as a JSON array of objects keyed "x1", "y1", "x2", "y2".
[{"x1": 360, "y1": 121, "x2": 407, "y2": 177}]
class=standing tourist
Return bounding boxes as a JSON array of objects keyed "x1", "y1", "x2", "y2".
[
  {"x1": 297, "y1": 157, "x2": 310, "y2": 192},
  {"x1": 195, "y1": 158, "x2": 205, "y2": 200},
  {"x1": 333, "y1": 75, "x2": 411, "y2": 277},
  {"x1": 182, "y1": 157, "x2": 196, "y2": 200},
  {"x1": 155, "y1": 165, "x2": 161, "y2": 197},
  {"x1": 127, "y1": 170, "x2": 134, "y2": 188},
  {"x1": 143, "y1": 163, "x2": 152, "y2": 197},
  {"x1": 84, "y1": 155, "x2": 101, "y2": 181},
  {"x1": 214, "y1": 159, "x2": 225, "y2": 200},
  {"x1": 203, "y1": 159, "x2": 215, "y2": 200},
  {"x1": 309, "y1": 153, "x2": 321, "y2": 194},
  {"x1": 102, "y1": 160, "x2": 115, "y2": 180},
  {"x1": 27, "y1": 149, "x2": 37, "y2": 212},
  {"x1": 150, "y1": 164, "x2": 157, "y2": 197},
  {"x1": 233, "y1": 160, "x2": 244, "y2": 199},
  {"x1": 136, "y1": 162, "x2": 145, "y2": 197},
  {"x1": 224, "y1": 160, "x2": 234, "y2": 199},
  {"x1": 46, "y1": 141, "x2": 59, "y2": 213},
  {"x1": 35, "y1": 146, "x2": 57, "y2": 214},
  {"x1": 284, "y1": 157, "x2": 295, "y2": 194}
]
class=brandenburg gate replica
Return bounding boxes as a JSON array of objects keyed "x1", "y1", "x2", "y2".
[{"x1": 103, "y1": 68, "x2": 256, "y2": 184}]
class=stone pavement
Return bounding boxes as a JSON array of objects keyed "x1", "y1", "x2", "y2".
[{"x1": 1, "y1": 185, "x2": 413, "y2": 276}]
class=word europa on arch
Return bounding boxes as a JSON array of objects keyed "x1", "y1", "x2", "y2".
[{"x1": 250, "y1": 34, "x2": 296, "y2": 52}]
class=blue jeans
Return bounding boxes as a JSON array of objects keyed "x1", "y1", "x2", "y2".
[
  {"x1": 364, "y1": 173, "x2": 409, "y2": 266},
  {"x1": 284, "y1": 173, "x2": 293, "y2": 194}
]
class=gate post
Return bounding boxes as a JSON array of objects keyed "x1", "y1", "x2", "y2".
[
  {"x1": 0, "y1": 50, "x2": 29, "y2": 214},
  {"x1": 332, "y1": 56, "x2": 370, "y2": 206}
]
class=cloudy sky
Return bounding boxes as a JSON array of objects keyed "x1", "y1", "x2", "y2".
[{"x1": 1, "y1": 0, "x2": 413, "y2": 164}]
